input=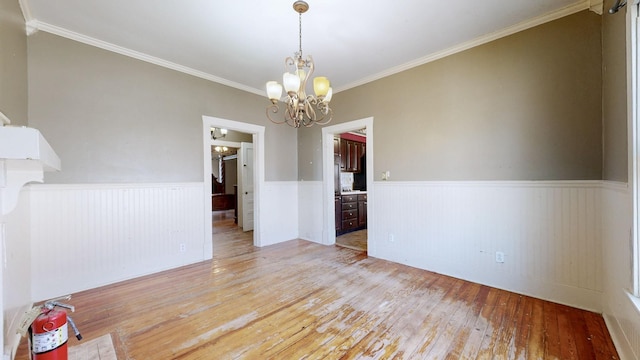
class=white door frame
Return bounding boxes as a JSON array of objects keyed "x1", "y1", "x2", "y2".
[
  {"x1": 629, "y1": 1, "x2": 640, "y2": 296},
  {"x1": 202, "y1": 116, "x2": 265, "y2": 255},
  {"x1": 321, "y1": 117, "x2": 374, "y2": 254}
]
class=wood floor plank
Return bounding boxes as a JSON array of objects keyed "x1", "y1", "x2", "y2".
[
  {"x1": 442, "y1": 285, "x2": 491, "y2": 360},
  {"x1": 456, "y1": 286, "x2": 501, "y2": 359},
  {"x1": 569, "y1": 305, "x2": 598, "y2": 359},
  {"x1": 352, "y1": 278, "x2": 465, "y2": 358},
  {"x1": 583, "y1": 309, "x2": 620, "y2": 359},
  {"x1": 527, "y1": 299, "x2": 547, "y2": 360},
  {"x1": 556, "y1": 303, "x2": 580, "y2": 360},
  {"x1": 332, "y1": 273, "x2": 454, "y2": 360},
  {"x1": 235, "y1": 263, "x2": 407, "y2": 358},
  {"x1": 491, "y1": 292, "x2": 523, "y2": 359},
  {"x1": 543, "y1": 300, "x2": 561, "y2": 358},
  {"x1": 474, "y1": 291, "x2": 512, "y2": 358},
  {"x1": 14, "y1": 215, "x2": 620, "y2": 359},
  {"x1": 508, "y1": 294, "x2": 533, "y2": 360},
  {"x1": 298, "y1": 269, "x2": 442, "y2": 360},
  {"x1": 420, "y1": 281, "x2": 483, "y2": 358},
  {"x1": 293, "y1": 266, "x2": 438, "y2": 359}
]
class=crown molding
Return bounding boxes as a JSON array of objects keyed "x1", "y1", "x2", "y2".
[
  {"x1": 18, "y1": 0, "x2": 33, "y2": 23},
  {"x1": 18, "y1": 0, "x2": 39, "y2": 35},
  {"x1": 589, "y1": 0, "x2": 604, "y2": 14},
  {"x1": 0, "y1": 110, "x2": 10, "y2": 125},
  {"x1": 25, "y1": 19, "x2": 265, "y2": 96},
  {"x1": 335, "y1": 0, "x2": 591, "y2": 93},
  {"x1": 19, "y1": 0, "x2": 592, "y2": 97}
]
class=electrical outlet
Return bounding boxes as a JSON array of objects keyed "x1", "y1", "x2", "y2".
[
  {"x1": 180, "y1": 243, "x2": 186, "y2": 252},
  {"x1": 495, "y1": 251, "x2": 505, "y2": 263},
  {"x1": 389, "y1": 233, "x2": 395, "y2": 242}
]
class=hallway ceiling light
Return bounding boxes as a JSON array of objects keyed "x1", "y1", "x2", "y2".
[
  {"x1": 211, "y1": 128, "x2": 227, "y2": 140},
  {"x1": 265, "y1": 1, "x2": 333, "y2": 128}
]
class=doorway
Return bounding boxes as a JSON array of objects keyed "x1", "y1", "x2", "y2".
[
  {"x1": 321, "y1": 117, "x2": 374, "y2": 254},
  {"x1": 334, "y1": 129, "x2": 368, "y2": 252},
  {"x1": 211, "y1": 143, "x2": 238, "y2": 234},
  {"x1": 211, "y1": 130, "x2": 254, "y2": 236},
  {"x1": 202, "y1": 116, "x2": 265, "y2": 256}
]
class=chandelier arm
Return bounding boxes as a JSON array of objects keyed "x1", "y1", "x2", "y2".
[
  {"x1": 285, "y1": 56, "x2": 296, "y2": 72},
  {"x1": 307, "y1": 95, "x2": 333, "y2": 125},
  {"x1": 317, "y1": 99, "x2": 330, "y2": 115},
  {"x1": 306, "y1": 55, "x2": 314, "y2": 81},
  {"x1": 305, "y1": 95, "x2": 317, "y2": 120},
  {"x1": 305, "y1": 100, "x2": 317, "y2": 124},
  {"x1": 287, "y1": 98, "x2": 298, "y2": 122},
  {"x1": 313, "y1": 108, "x2": 333, "y2": 125},
  {"x1": 286, "y1": 110, "x2": 300, "y2": 128},
  {"x1": 266, "y1": 104, "x2": 288, "y2": 125}
]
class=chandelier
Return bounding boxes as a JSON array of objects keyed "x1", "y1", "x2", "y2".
[
  {"x1": 211, "y1": 127, "x2": 227, "y2": 140},
  {"x1": 265, "y1": 1, "x2": 333, "y2": 128}
]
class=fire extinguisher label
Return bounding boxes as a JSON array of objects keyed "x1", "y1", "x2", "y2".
[{"x1": 32, "y1": 323, "x2": 68, "y2": 353}]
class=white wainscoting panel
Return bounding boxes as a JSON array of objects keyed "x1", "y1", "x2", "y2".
[
  {"x1": 372, "y1": 181, "x2": 603, "y2": 311},
  {"x1": 298, "y1": 181, "x2": 324, "y2": 244},
  {"x1": 258, "y1": 181, "x2": 299, "y2": 247},
  {"x1": 600, "y1": 182, "x2": 640, "y2": 360},
  {"x1": 29, "y1": 183, "x2": 206, "y2": 301}
]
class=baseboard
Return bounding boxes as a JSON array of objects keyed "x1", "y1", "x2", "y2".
[{"x1": 603, "y1": 312, "x2": 638, "y2": 360}]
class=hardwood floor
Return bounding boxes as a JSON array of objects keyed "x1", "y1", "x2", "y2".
[
  {"x1": 15, "y1": 213, "x2": 619, "y2": 359},
  {"x1": 336, "y1": 229, "x2": 367, "y2": 252}
]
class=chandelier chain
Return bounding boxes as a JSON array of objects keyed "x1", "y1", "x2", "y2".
[{"x1": 298, "y1": 12, "x2": 303, "y2": 55}]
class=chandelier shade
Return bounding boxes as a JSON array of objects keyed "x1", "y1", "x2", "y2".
[
  {"x1": 265, "y1": 1, "x2": 333, "y2": 128},
  {"x1": 313, "y1": 77, "x2": 330, "y2": 98},
  {"x1": 266, "y1": 81, "x2": 283, "y2": 102},
  {"x1": 283, "y1": 72, "x2": 301, "y2": 94}
]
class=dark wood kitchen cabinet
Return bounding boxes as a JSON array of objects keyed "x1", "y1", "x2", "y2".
[
  {"x1": 335, "y1": 196, "x2": 341, "y2": 233},
  {"x1": 339, "y1": 139, "x2": 364, "y2": 173},
  {"x1": 337, "y1": 193, "x2": 367, "y2": 235},
  {"x1": 341, "y1": 195, "x2": 359, "y2": 232},
  {"x1": 358, "y1": 194, "x2": 367, "y2": 227},
  {"x1": 339, "y1": 139, "x2": 347, "y2": 170}
]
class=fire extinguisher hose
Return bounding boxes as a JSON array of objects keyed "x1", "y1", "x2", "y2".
[{"x1": 67, "y1": 315, "x2": 83, "y2": 341}]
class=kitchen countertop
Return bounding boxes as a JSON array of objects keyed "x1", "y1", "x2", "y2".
[{"x1": 340, "y1": 190, "x2": 367, "y2": 195}]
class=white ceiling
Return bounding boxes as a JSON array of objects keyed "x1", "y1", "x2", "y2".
[{"x1": 20, "y1": 0, "x2": 599, "y2": 96}]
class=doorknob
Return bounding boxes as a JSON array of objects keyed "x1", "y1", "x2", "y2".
[{"x1": 245, "y1": 192, "x2": 248, "y2": 195}]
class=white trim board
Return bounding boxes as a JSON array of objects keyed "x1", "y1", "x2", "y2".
[{"x1": 321, "y1": 117, "x2": 374, "y2": 249}]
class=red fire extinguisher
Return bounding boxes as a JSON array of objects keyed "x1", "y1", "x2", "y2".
[{"x1": 28, "y1": 295, "x2": 82, "y2": 360}]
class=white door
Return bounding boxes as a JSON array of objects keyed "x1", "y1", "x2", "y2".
[{"x1": 241, "y1": 142, "x2": 254, "y2": 232}]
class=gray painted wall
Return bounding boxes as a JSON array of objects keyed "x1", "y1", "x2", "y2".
[
  {"x1": 602, "y1": 1, "x2": 628, "y2": 182},
  {"x1": 0, "y1": 0, "x2": 27, "y2": 125},
  {"x1": 299, "y1": 11, "x2": 603, "y2": 181},
  {"x1": 27, "y1": 32, "x2": 297, "y2": 184}
]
